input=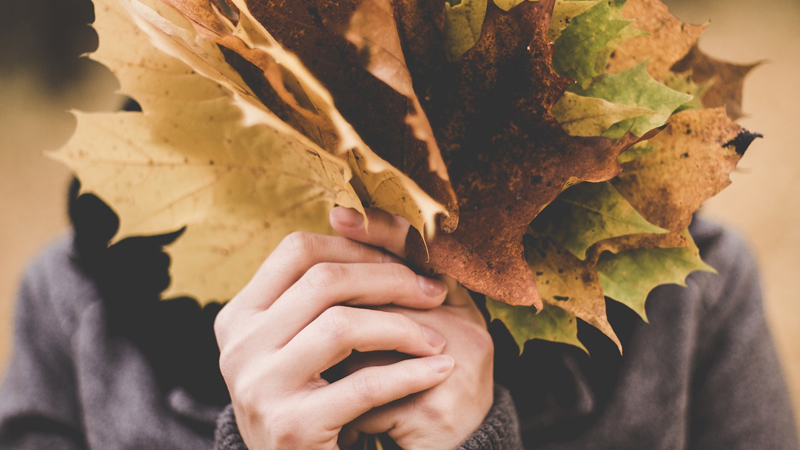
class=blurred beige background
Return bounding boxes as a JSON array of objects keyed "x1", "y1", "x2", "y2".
[{"x1": 1, "y1": 0, "x2": 799, "y2": 431}]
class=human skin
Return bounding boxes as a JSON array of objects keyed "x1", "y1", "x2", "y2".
[{"x1": 214, "y1": 207, "x2": 494, "y2": 450}]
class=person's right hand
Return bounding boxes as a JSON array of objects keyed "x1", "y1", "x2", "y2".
[{"x1": 214, "y1": 227, "x2": 455, "y2": 450}]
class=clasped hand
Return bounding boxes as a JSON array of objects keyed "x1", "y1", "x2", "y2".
[{"x1": 214, "y1": 207, "x2": 494, "y2": 450}]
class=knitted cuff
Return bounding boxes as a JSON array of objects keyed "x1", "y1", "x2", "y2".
[
  {"x1": 215, "y1": 404, "x2": 248, "y2": 450},
  {"x1": 215, "y1": 385, "x2": 522, "y2": 450},
  {"x1": 456, "y1": 385, "x2": 524, "y2": 450}
]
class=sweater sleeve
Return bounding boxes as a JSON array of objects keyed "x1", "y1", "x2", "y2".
[
  {"x1": 214, "y1": 385, "x2": 523, "y2": 450},
  {"x1": 0, "y1": 263, "x2": 87, "y2": 449},
  {"x1": 688, "y1": 232, "x2": 799, "y2": 450}
]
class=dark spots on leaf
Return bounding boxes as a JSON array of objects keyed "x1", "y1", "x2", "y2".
[
  {"x1": 487, "y1": 262, "x2": 494, "y2": 270},
  {"x1": 681, "y1": 152, "x2": 689, "y2": 158},
  {"x1": 557, "y1": 268, "x2": 563, "y2": 274},
  {"x1": 609, "y1": 50, "x2": 616, "y2": 59},
  {"x1": 209, "y1": 160, "x2": 215, "y2": 165},
  {"x1": 581, "y1": 272, "x2": 592, "y2": 283},
  {"x1": 724, "y1": 130, "x2": 763, "y2": 156},
  {"x1": 537, "y1": 249, "x2": 547, "y2": 258},
  {"x1": 536, "y1": 271, "x2": 544, "y2": 276},
  {"x1": 554, "y1": 295, "x2": 569, "y2": 302}
]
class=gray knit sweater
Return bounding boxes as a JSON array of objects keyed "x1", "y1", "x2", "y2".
[{"x1": 0, "y1": 219, "x2": 797, "y2": 449}]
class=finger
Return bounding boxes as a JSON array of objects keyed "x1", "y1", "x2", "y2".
[
  {"x1": 231, "y1": 232, "x2": 401, "y2": 311},
  {"x1": 278, "y1": 306, "x2": 446, "y2": 379},
  {"x1": 265, "y1": 262, "x2": 447, "y2": 343},
  {"x1": 312, "y1": 355, "x2": 454, "y2": 429},
  {"x1": 330, "y1": 207, "x2": 410, "y2": 259}
]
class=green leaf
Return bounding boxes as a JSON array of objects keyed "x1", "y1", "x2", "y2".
[
  {"x1": 531, "y1": 181, "x2": 667, "y2": 259},
  {"x1": 596, "y1": 231, "x2": 716, "y2": 321},
  {"x1": 552, "y1": 91, "x2": 653, "y2": 136},
  {"x1": 493, "y1": 0, "x2": 526, "y2": 11},
  {"x1": 444, "y1": 0, "x2": 488, "y2": 61},
  {"x1": 617, "y1": 141, "x2": 659, "y2": 164},
  {"x1": 593, "y1": 26, "x2": 647, "y2": 75},
  {"x1": 552, "y1": 1, "x2": 631, "y2": 88},
  {"x1": 573, "y1": 62, "x2": 693, "y2": 137},
  {"x1": 548, "y1": 0, "x2": 601, "y2": 42},
  {"x1": 486, "y1": 298, "x2": 587, "y2": 355},
  {"x1": 663, "y1": 71, "x2": 710, "y2": 113}
]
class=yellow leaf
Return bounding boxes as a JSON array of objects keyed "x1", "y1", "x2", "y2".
[
  {"x1": 552, "y1": 91, "x2": 654, "y2": 137},
  {"x1": 51, "y1": 0, "x2": 362, "y2": 303}
]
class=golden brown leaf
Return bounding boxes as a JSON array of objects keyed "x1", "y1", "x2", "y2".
[
  {"x1": 605, "y1": 0, "x2": 707, "y2": 81},
  {"x1": 612, "y1": 108, "x2": 750, "y2": 232},
  {"x1": 671, "y1": 45, "x2": 762, "y2": 120}
]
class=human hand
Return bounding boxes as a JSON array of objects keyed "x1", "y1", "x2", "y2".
[
  {"x1": 214, "y1": 210, "x2": 456, "y2": 450},
  {"x1": 330, "y1": 208, "x2": 495, "y2": 450}
]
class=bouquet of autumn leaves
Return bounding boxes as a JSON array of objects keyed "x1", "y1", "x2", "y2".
[{"x1": 54, "y1": 0, "x2": 760, "y2": 353}]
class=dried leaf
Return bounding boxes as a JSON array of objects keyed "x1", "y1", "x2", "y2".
[
  {"x1": 548, "y1": 0, "x2": 601, "y2": 42},
  {"x1": 530, "y1": 181, "x2": 667, "y2": 260},
  {"x1": 486, "y1": 299, "x2": 586, "y2": 354},
  {"x1": 406, "y1": 0, "x2": 642, "y2": 309},
  {"x1": 444, "y1": 0, "x2": 488, "y2": 61},
  {"x1": 50, "y1": 0, "x2": 362, "y2": 302},
  {"x1": 612, "y1": 108, "x2": 751, "y2": 231},
  {"x1": 605, "y1": 0, "x2": 707, "y2": 82},
  {"x1": 552, "y1": 91, "x2": 653, "y2": 137},
  {"x1": 596, "y1": 230, "x2": 715, "y2": 321},
  {"x1": 525, "y1": 236, "x2": 621, "y2": 352},
  {"x1": 573, "y1": 62, "x2": 692, "y2": 138},
  {"x1": 671, "y1": 45, "x2": 762, "y2": 120},
  {"x1": 553, "y1": 1, "x2": 631, "y2": 88}
]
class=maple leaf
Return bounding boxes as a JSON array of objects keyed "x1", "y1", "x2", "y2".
[
  {"x1": 552, "y1": 0, "x2": 631, "y2": 89},
  {"x1": 403, "y1": 0, "x2": 644, "y2": 309},
  {"x1": 548, "y1": 0, "x2": 600, "y2": 42},
  {"x1": 530, "y1": 181, "x2": 667, "y2": 260},
  {"x1": 444, "y1": 0, "x2": 488, "y2": 61},
  {"x1": 604, "y1": 0, "x2": 707, "y2": 82},
  {"x1": 525, "y1": 235, "x2": 621, "y2": 352},
  {"x1": 671, "y1": 45, "x2": 762, "y2": 120},
  {"x1": 612, "y1": 108, "x2": 755, "y2": 232},
  {"x1": 486, "y1": 299, "x2": 586, "y2": 354},
  {"x1": 552, "y1": 91, "x2": 653, "y2": 137},
  {"x1": 596, "y1": 230, "x2": 715, "y2": 321},
  {"x1": 572, "y1": 63, "x2": 692, "y2": 138},
  {"x1": 50, "y1": 0, "x2": 363, "y2": 302},
  {"x1": 223, "y1": 0, "x2": 456, "y2": 234}
]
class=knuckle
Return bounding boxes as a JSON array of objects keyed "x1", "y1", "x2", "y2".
[
  {"x1": 281, "y1": 231, "x2": 317, "y2": 259},
  {"x1": 353, "y1": 371, "x2": 383, "y2": 404},
  {"x1": 305, "y1": 262, "x2": 346, "y2": 291},
  {"x1": 269, "y1": 412, "x2": 305, "y2": 448},
  {"x1": 388, "y1": 263, "x2": 414, "y2": 287},
  {"x1": 317, "y1": 306, "x2": 352, "y2": 343}
]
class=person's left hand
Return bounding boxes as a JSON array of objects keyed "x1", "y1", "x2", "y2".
[{"x1": 330, "y1": 207, "x2": 495, "y2": 450}]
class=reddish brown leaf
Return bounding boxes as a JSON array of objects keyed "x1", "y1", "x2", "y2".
[
  {"x1": 406, "y1": 0, "x2": 642, "y2": 308},
  {"x1": 671, "y1": 45, "x2": 762, "y2": 120}
]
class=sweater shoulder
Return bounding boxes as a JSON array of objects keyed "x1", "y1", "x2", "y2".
[
  {"x1": 20, "y1": 235, "x2": 103, "y2": 338},
  {"x1": 688, "y1": 216, "x2": 761, "y2": 314}
]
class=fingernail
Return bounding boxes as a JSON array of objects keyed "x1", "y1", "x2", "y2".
[
  {"x1": 427, "y1": 355, "x2": 454, "y2": 374},
  {"x1": 330, "y1": 207, "x2": 363, "y2": 228},
  {"x1": 418, "y1": 276, "x2": 447, "y2": 297},
  {"x1": 422, "y1": 325, "x2": 445, "y2": 347}
]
